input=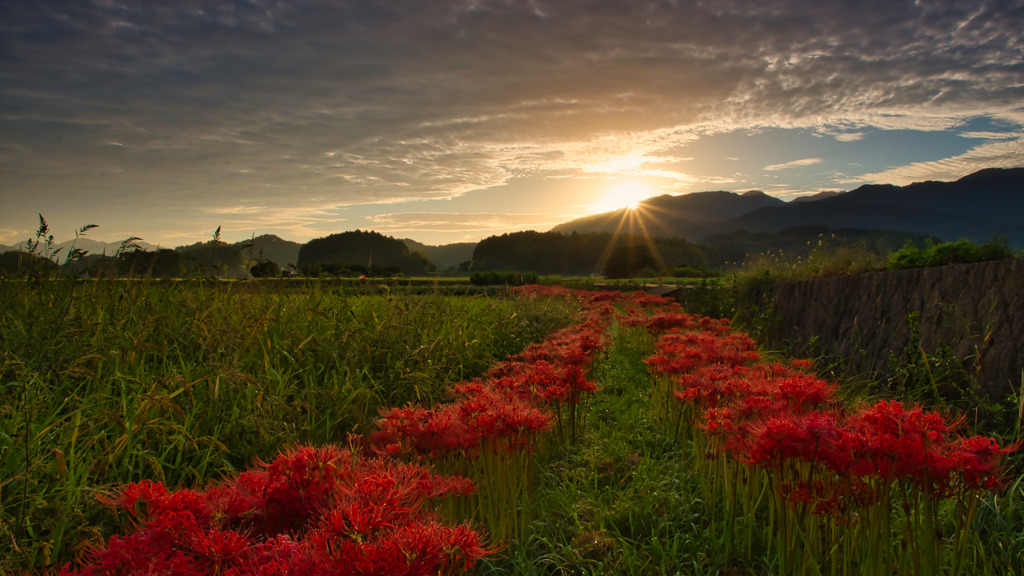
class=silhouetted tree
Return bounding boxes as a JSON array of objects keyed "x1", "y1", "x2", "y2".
[
  {"x1": 117, "y1": 249, "x2": 186, "y2": 278},
  {"x1": 603, "y1": 244, "x2": 660, "y2": 278},
  {"x1": 0, "y1": 251, "x2": 58, "y2": 277},
  {"x1": 249, "y1": 259, "x2": 281, "y2": 278}
]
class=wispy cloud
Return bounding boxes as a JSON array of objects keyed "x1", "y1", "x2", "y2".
[
  {"x1": 370, "y1": 211, "x2": 559, "y2": 229},
  {"x1": 2, "y1": 0, "x2": 1023, "y2": 243},
  {"x1": 764, "y1": 158, "x2": 824, "y2": 171},
  {"x1": 833, "y1": 132, "x2": 865, "y2": 142},
  {"x1": 846, "y1": 136, "x2": 1024, "y2": 186}
]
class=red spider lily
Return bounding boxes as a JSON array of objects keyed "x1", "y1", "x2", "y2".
[
  {"x1": 360, "y1": 286, "x2": 621, "y2": 542},
  {"x1": 774, "y1": 375, "x2": 837, "y2": 413},
  {"x1": 96, "y1": 479, "x2": 167, "y2": 514},
  {"x1": 702, "y1": 407, "x2": 736, "y2": 437},
  {"x1": 188, "y1": 529, "x2": 252, "y2": 571},
  {"x1": 370, "y1": 406, "x2": 480, "y2": 460},
  {"x1": 65, "y1": 286, "x2": 632, "y2": 574},
  {"x1": 67, "y1": 447, "x2": 487, "y2": 576},
  {"x1": 616, "y1": 291, "x2": 674, "y2": 309},
  {"x1": 949, "y1": 435, "x2": 1016, "y2": 492},
  {"x1": 636, "y1": 301, "x2": 1019, "y2": 575},
  {"x1": 646, "y1": 331, "x2": 760, "y2": 377},
  {"x1": 452, "y1": 387, "x2": 553, "y2": 447},
  {"x1": 645, "y1": 312, "x2": 699, "y2": 334},
  {"x1": 843, "y1": 401, "x2": 961, "y2": 491},
  {"x1": 745, "y1": 415, "x2": 810, "y2": 466}
]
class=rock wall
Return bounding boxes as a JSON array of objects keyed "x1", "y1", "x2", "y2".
[{"x1": 767, "y1": 258, "x2": 1024, "y2": 397}]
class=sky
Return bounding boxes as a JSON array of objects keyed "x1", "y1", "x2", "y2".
[{"x1": 2, "y1": 0, "x2": 1023, "y2": 248}]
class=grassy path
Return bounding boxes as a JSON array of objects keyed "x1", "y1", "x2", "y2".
[{"x1": 479, "y1": 322, "x2": 720, "y2": 575}]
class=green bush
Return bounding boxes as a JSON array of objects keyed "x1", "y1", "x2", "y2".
[
  {"x1": 249, "y1": 259, "x2": 281, "y2": 278},
  {"x1": 671, "y1": 265, "x2": 717, "y2": 279},
  {"x1": 887, "y1": 237, "x2": 1016, "y2": 269}
]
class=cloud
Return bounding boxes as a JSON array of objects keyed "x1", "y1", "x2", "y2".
[
  {"x1": 0, "y1": 228, "x2": 25, "y2": 245},
  {"x1": 2, "y1": 0, "x2": 1023, "y2": 243},
  {"x1": 845, "y1": 134, "x2": 1024, "y2": 185},
  {"x1": 370, "y1": 211, "x2": 559, "y2": 229},
  {"x1": 763, "y1": 158, "x2": 824, "y2": 171},
  {"x1": 831, "y1": 132, "x2": 866, "y2": 142}
]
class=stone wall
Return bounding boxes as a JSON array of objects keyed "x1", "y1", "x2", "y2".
[{"x1": 767, "y1": 258, "x2": 1024, "y2": 398}]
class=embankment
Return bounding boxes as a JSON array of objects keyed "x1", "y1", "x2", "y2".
[{"x1": 766, "y1": 258, "x2": 1024, "y2": 398}]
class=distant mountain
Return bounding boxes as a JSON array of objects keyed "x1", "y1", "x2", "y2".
[
  {"x1": 790, "y1": 191, "x2": 845, "y2": 203},
  {"x1": 551, "y1": 189, "x2": 785, "y2": 239},
  {"x1": 729, "y1": 168, "x2": 1024, "y2": 244},
  {"x1": 241, "y1": 234, "x2": 302, "y2": 268},
  {"x1": 0, "y1": 237, "x2": 159, "y2": 259},
  {"x1": 823, "y1": 168, "x2": 1024, "y2": 226},
  {"x1": 726, "y1": 198, "x2": 1008, "y2": 241},
  {"x1": 173, "y1": 234, "x2": 301, "y2": 268},
  {"x1": 402, "y1": 239, "x2": 477, "y2": 270},
  {"x1": 550, "y1": 168, "x2": 1024, "y2": 247}
]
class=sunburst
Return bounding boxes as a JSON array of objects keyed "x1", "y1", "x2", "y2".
[
  {"x1": 592, "y1": 187, "x2": 679, "y2": 277},
  {"x1": 588, "y1": 180, "x2": 655, "y2": 213}
]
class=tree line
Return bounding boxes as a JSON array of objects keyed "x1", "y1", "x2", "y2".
[
  {"x1": 3, "y1": 218, "x2": 986, "y2": 280},
  {"x1": 0, "y1": 226, "x2": 435, "y2": 279}
]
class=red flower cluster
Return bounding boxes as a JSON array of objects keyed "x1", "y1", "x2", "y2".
[
  {"x1": 648, "y1": 315, "x2": 1013, "y2": 497},
  {"x1": 62, "y1": 446, "x2": 486, "y2": 576},
  {"x1": 370, "y1": 287, "x2": 631, "y2": 460},
  {"x1": 58, "y1": 286, "x2": 685, "y2": 573},
  {"x1": 367, "y1": 287, "x2": 665, "y2": 540},
  {"x1": 640, "y1": 310, "x2": 1016, "y2": 573}
]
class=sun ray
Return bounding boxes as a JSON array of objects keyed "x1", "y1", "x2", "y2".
[
  {"x1": 588, "y1": 179, "x2": 657, "y2": 213},
  {"x1": 595, "y1": 200, "x2": 678, "y2": 276}
]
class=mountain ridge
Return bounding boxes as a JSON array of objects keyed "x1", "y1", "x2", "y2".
[
  {"x1": 3, "y1": 168, "x2": 1022, "y2": 263},
  {"x1": 551, "y1": 167, "x2": 1024, "y2": 247}
]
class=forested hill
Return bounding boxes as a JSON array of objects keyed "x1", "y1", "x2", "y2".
[
  {"x1": 471, "y1": 231, "x2": 704, "y2": 276},
  {"x1": 298, "y1": 230, "x2": 433, "y2": 275},
  {"x1": 468, "y1": 227, "x2": 937, "y2": 276},
  {"x1": 402, "y1": 239, "x2": 476, "y2": 270}
]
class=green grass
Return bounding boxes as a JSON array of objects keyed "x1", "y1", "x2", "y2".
[
  {"x1": 478, "y1": 322, "x2": 733, "y2": 575},
  {"x1": 0, "y1": 277, "x2": 579, "y2": 571},
  {"x1": 4, "y1": 277, "x2": 1022, "y2": 574}
]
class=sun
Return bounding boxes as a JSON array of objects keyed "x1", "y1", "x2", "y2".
[{"x1": 588, "y1": 180, "x2": 655, "y2": 213}]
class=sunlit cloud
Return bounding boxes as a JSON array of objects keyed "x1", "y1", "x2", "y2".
[
  {"x1": 364, "y1": 211, "x2": 567, "y2": 239},
  {"x1": 846, "y1": 135, "x2": 1024, "y2": 186},
  {"x1": 1, "y1": 0, "x2": 1022, "y2": 244},
  {"x1": 833, "y1": 132, "x2": 865, "y2": 142},
  {"x1": 0, "y1": 228, "x2": 26, "y2": 245},
  {"x1": 763, "y1": 158, "x2": 824, "y2": 172},
  {"x1": 204, "y1": 205, "x2": 269, "y2": 216},
  {"x1": 369, "y1": 212, "x2": 557, "y2": 228}
]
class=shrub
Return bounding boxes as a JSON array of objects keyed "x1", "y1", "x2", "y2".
[
  {"x1": 249, "y1": 259, "x2": 281, "y2": 278},
  {"x1": 671, "y1": 265, "x2": 716, "y2": 278},
  {"x1": 887, "y1": 237, "x2": 1016, "y2": 269}
]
